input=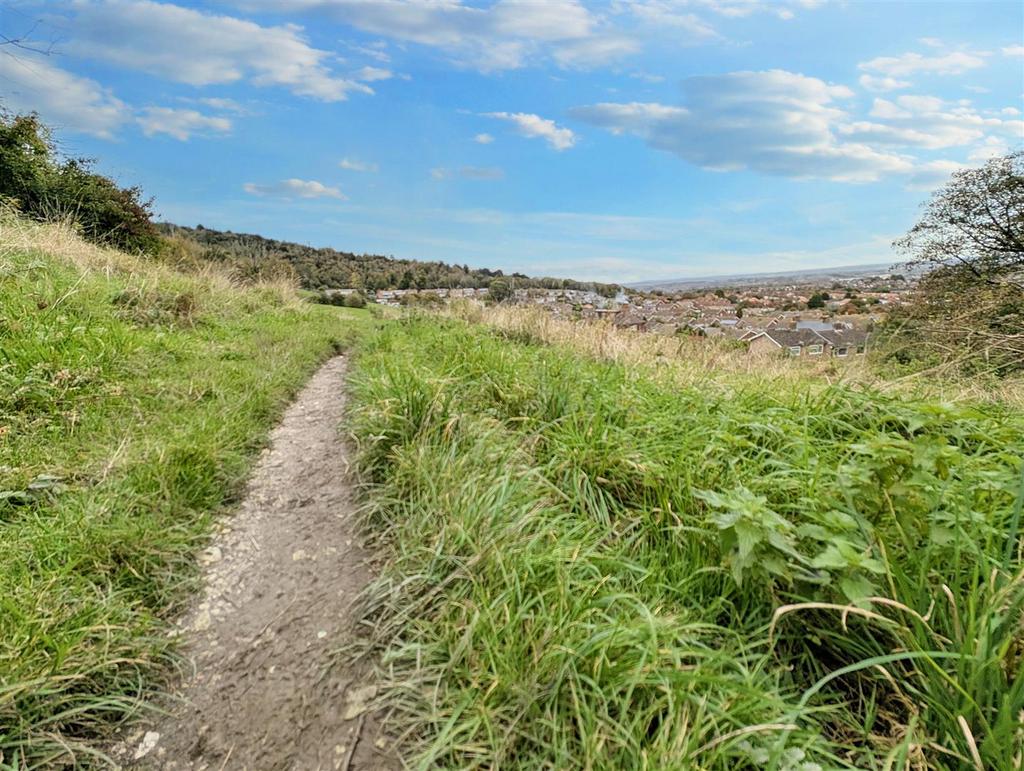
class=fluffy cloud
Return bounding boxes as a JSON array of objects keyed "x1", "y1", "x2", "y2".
[
  {"x1": 858, "y1": 74, "x2": 911, "y2": 93},
  {"x1": 243, "y1": 179, "x2": 346, "y2": 199},
  {"x1": 572, "y1": 70, "x2": 913, "y2": 182},
  {"x1": 237, "y1": 0, "x2": 619, "y2": 71},
  {"x1": 353, "y1": 66, "x2": 394, "y2": 82},
  {"x1": 1002, "y1": 45, "x2": 1024, "y2": 57},
  {"x1": 0, "y1": 51, "x2": 129, "y2": 138},
  {"x1": 137, "y1": 107, "x2": 232, "y2": 140},
  {"x1": 339, "y1": 158, "x2": 378, "y2": 172},
  {"x1": 628, "y1": 0, "x2": 820, "y2": 30},
  {"x1": 483, "y1": 112, "x2": 577, "y2": 150},
  {"x1": 474, "y1": 133, "x2": 495, "y2": 144},
  {"x1": 905, "y1": 159, "x2": 966, "y2": 190},
  {"x1": 62, "y1": 0, "x2": 371, "y2": 101},
  {"x1": 848, "y1": 95, "x2": 1022, "y2": 150},
  {"x1": 0, "y1": 47, "x2": 246, "y2": 143},
  {"x1": 859, "y1": 50, "x2": 986, "y2": 78}
]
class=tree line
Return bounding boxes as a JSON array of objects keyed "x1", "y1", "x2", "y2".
[{"x1": 156, "y1": 222, "x2": 620, "y2": 296}]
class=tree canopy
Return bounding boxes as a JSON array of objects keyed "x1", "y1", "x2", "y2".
[
  {"x1": 0, "y1": 112, "x2": 161, "y2": 253},
  {"x1": 882, "y1": 151, "x2": 1023, "y2": 375},
  {"x1": 895, "y1": 150, "x2": 1023, "y2": 293}
]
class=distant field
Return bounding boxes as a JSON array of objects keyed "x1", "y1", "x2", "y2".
[
  {"x1": 0, "y1": 218, "x2": 369, "y2": 766},
  {"x1": 347, "y1": 316, "x2": 1024, "y2": 770}
]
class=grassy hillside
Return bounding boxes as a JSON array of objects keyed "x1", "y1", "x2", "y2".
[
  {"x1": 347, "y1": 317, "x2": 1024, "y2": 770},
  {"x1": 0, "y1": 216, "x2": 369, "y2": 767},
  {"x1": 157, "y1": 223, "x2": 621, "y2": 295}
]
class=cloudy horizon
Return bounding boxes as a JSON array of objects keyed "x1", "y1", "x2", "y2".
[{"x1": 1, "y1": 0, "x2": 1021, "y2": 282}]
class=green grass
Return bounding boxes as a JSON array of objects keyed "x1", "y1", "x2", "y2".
[
  {"x1": 347, "y1": 316, "x2": 1024, "y2": 770},
  {"x1": 0, "y1": 222, "x2": 371, "y2": 767}
]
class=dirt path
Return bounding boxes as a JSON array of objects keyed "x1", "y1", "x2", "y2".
[{"x1": 121, "y1": 356, "x2": 393, "y2": 771}]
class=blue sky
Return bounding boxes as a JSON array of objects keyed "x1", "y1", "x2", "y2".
[{"x1": 2, "y1": 0, "x2": 1022, "y2": 282}]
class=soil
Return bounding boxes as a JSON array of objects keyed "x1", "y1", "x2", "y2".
[{"x1": 117, "y1": 356, "x2": 395, "y2": 771}]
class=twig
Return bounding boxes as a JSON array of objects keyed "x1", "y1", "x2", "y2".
[{"x1": 342, "y1": 712, "x2": 366, "y2": 771}]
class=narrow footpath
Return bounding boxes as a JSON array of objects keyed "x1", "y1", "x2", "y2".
[{"x1": 121, "y1": 356, "x2": 393, "y2": 771}]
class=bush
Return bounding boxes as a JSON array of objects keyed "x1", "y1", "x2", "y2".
[
  {"x1": 343, "y1": 291, "x2": 367, "y2": 308},
  {"x1": 0, "y1": 112, "x2": 160, "y2": 253}
]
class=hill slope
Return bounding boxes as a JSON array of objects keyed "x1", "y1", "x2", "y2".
[
  {"x1": 0, "y1": 215, "x2": 369, "y2": 765},
  {"x1": 158, "y1": 222, "x2": 620, "y2": 294}
]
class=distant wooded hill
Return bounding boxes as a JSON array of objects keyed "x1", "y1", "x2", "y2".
[{"x1": 157, "y1": 223, "x2": 619, "y2": 296}]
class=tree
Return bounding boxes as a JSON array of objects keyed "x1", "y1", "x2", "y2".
[
  {"x1": 895, "y1": 150, "x2": 1023, "y2": 293},
  {"x1": 488, "y1": 277, "x2": 512, "y2": 303},
  {"x1": 879, "y1": 151, "x2": 1024, "y2": 375},
  {"x1": 807, "y1": 292, "x2": 828, "y2": 309}
]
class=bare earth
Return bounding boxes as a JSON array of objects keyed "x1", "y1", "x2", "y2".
[{"x1": 121, "y1": 356, "x2": 393, "y2": 771}]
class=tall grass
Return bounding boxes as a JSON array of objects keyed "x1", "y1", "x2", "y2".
[
  {"x1": 447, "y1": 302, "x2": 1024, "y2": 408},
  {"x1": 347, "y1": 317, "x2": 1024, "y2": 770},
  {"x1": 0, "y1": 216, "x2": 368, "y2": 767}
]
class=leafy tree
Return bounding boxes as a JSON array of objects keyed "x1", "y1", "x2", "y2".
[
  {"x1": 895, "y1": 150, "x2": 1023, "y2": 293},
  {"x1": 488, "y1": 277, "x2": 512, "y2": 303},
  {"x1": 880, "y1": 151, "x2": 1024, "y2": 375},
  {"x1": 807, "y1": 292, "x2": 828, "y2": 309},
  {"x1": 0, "y1": 112, "x2": 160, "y2": 253}
]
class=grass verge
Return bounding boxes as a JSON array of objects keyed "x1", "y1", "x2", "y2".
[
  {"x1": 0, "y1": 217, "x2": 370, "y2": 767},
  {"x1": 347, "y1": 316, "x2": 1023, "y2": 770}
]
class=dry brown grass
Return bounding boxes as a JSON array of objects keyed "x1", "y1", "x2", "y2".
[
  {"x1": 0, "y1": 212, "x2": 305, "y2": 314},
  {"x1": 446, "y1": 302, "x2": 1024, "y2": 407}
]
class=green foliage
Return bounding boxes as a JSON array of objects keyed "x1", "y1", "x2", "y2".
[
  {"x1": 157, "y1": 222, "x2": 622, "y2": 295},
  {"x1": 887, "y1": 151, "x2": 1024, "y2": 375},
  {"x1": 343, "y1": 290, "x2": 367, "y2": 308},
  {"x1": 0, "y1": 232, "x2": 368, "y2": 765},
  {"x1": 488, "y1": 276, "x2": 511, "y2": 302},
  {"x1": 0, "y1": 113, "x2": 160, "y2": 253},
  {"x1": 807, "y1": 292, "x2": 829, "y2": 309},
  {"x1": 348, "y1": 317, "x2": 1024, "y2": 770}
]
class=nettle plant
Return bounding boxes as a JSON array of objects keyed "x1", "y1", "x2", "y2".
[
  {"x1": 696, "y1": 485, "x2": 883, "y2": 604},
  {"x1": 697, "y1": 415, "x2": 1018, "y2": 606}
]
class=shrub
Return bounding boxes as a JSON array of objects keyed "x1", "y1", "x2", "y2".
[
  {"x1": 0, "y1": 112, "x2": 160, "y2": 253},
  {"x1": 343, "y1": 291, "x2": 367, "y2": 308}
]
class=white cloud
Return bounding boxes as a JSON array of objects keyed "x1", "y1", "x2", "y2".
[
  {"x1": 483, "y1": 112, "x2": 577, "y2": 150},
  {"x1": 572, "y1": 70, "x2": 912, "y2": 182},
  {"x1": 967, "y1": 135, "x2": 1011, "y2": 162},
  {"x1": 339, "y1": 158, "x2": 378, "y2": 172},
  {"x1": 627, "y1": 2, "x2": 719, "y2": 39},
  {"x1": 238, "y1": 0, "x2": 618, "y2": 71},
  {"x1": 905, "y1": 159, "x2": 966, "y2": 190},
  {"x1": 0, "y1": 51, "x2": 129, "y2": 138},
  {"x1": 243, "y1": 179, "x2": 346, "y2": 199},
  {"x1": 62, "y1": 0, "x2": 371, "y2": 101},
  {"x1": 474, "y1": 133, "x2": 495, "y2": 144},
  {"x1": 1002, "y1": 45, "x2": 1024, "y2": 57},
  {"x1": 458, "y1": 166, "x2": 505, "y2": 180},
  {"x1": 429, "y1": 166, "x2": 505, "y2": 180},
  {"x1": 858, "y1": 74, "x2": 911, "y2": 93},
  {"x1": 194, "y1": 97, "x2": 249, "y2": 114},
  {"x1": 136, "y1": 107, "x2": 232, "y2": 140},
  {"x1": 853, "y1": 94, "x2": 1020, "y2": 150},
  {"x1": 625, "y1": 0, "x2": 824, "y2": 37},
  {"x1": 552, "y1": 35, "x2": 642, "y2": 68},
  {"x1": 859, "y1": 50, "x2": 986, "y2": 78},
  {"x1": 354, "y1": 66, "x2": 394, "y2": 82}
]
